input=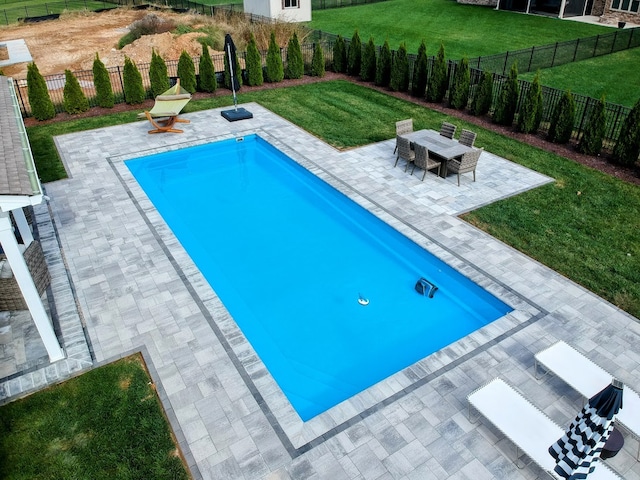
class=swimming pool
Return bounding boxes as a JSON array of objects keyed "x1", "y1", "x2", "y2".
[{"x1": 126, "y1": 134, "x2": 513, "y2": 421}]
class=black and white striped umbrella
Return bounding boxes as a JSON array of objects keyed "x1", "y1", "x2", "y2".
[{"x1": 549, "y1": 379, "x2": 624, "y2": 479}]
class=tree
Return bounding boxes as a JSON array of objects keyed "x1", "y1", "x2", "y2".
[
  {"x1": 332, "y1": 35, "x2": 346, "y2": 74},
  {"x1": 27, "y1": 62, "x2": 55, "y2": 121},
  {"x1": 245, "y1": 33, "x2": 263, "y2": 86},
  {"x1": 516, "y1": 71, "x2": 543, "y2": 134},
  {"x1": 266, "y1": 31, "x2": 284, "y2": 83},
  {"x1": 577, "y1": 96, "x2": 606, "y2": 156},
  {"x1": 63, "y1": 69, "x2": 89, "y2": 114},
  {"x1": 123, "y1": 56, "x2": 145, "y2": 105},
  {"x1": 493, "y1": 61, "x2": 519, "y2": 126},
  {"x1": 347, "y1": 30, "x2": 362, "y2": 76},
  {"x1": 470, "y1": 70, "x2": 493, "y2": 116},
  {"x1": 198, "y1": 44, "x2": 217, "y2": 93},
  {"x1": 285, "y1": 31, "x2": 304, "y2": 79},
  {"x1": 449, "y1": 57, "x2": 470, "y2": 110},
  {"x1": 223, "y1": 46, "x2": 242, "y2": 90},
  {"x1": 177, "y1": 50, "x2": 196, "y2": 93},
  {"x1": 612, "y1": 97, "x2": 640, "y2": 166},
  {"x1": 411, "y1": 39, "x2": 428, "y2": 97},
  {"x1": 547, "y1": 90, "x2": 575, "y2": 144},
  {"x1": 426, "y1": 43, "x2": 447, "y2": 103},
  {"x1": 360, "y1": 36, "x2": 376, "y2": 82},
  {"x1": 149, "y1": 48, "x2": 169, "y2": 98},
  {"x1": 311, "y1": 42, "x2": 325, "y2": 77},
  {"x1": 375, "y1": 39, "x2": 391, "y2": 87},
  {"x1": 389, "y1": 42, "x2": 409, "y2": 92},
  {"x1": 92, "y1": 53, "x2": 114, "y2": 108}
]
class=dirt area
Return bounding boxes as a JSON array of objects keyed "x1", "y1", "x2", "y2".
[{"x1": 0, "y1": 8, "x2": 220, "y2": 78}]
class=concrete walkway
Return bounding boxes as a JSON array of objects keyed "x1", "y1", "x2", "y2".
[{"x1": 5, "y1": 104, "x2": 640, "y2": 479}]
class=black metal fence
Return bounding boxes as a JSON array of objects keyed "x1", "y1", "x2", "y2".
[
  {"x1": 469, "y1": 27, "x2": 640, "y2": 75},
  {"x1": 0, "y1": 0, "x2": 117, "y2": 25}
]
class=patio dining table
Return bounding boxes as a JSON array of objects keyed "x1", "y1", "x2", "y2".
[{"x1": 401, "y1": 129, "x2": 473, "y2": 177}]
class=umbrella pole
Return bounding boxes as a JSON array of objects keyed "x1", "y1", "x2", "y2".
[{"x1": 226, "y1": 43, "x2": 238, "y2": 112}]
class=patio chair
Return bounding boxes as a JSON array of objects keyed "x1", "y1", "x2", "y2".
[
  {"x1": 535, "y1": 341, "x2": 640, "y2": 461},
  {"x1": 394, "y1": 135, "x2": 415, "y2": 171},
  {"x1": 394, "y1": 118, "x2": 413, "y2": 153},
  {"x1": 447, "y1": 147, "x2": 483, "y2": 186},
  {"x1": 439, "y1": 121, "x2": 456, "y2": 139},
  {"x1": 459, "y1": 129, "x2": 477, "y2": 147},
  {"x1": 411, "y1": 144, "x2": 441, "y2": 180},
  {"x1": 139, "y1": 79, "x2": 192, "y2": 134},
  {"x1": 468, "y1": 378, "x2": 621, "y2": 479}
]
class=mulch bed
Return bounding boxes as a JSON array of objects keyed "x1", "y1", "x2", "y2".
[{"x1": 24, "y1": 72, "x2": 640, "y2": 187}]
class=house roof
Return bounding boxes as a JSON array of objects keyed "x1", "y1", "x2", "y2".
[{"x1": 0, "y1": 76, "x2": 41, "y2": 199}]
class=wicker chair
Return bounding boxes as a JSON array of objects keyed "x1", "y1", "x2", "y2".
[
  {"x1": 394, "y1": 136, "x2": 415, "y2": 171},
  {"x1": 440, "y1": 121, "x2": 457, "y2": 139},
  {"x1": 394, "y1": 118, "x2": 413, "y2": 153},
  {"x1": 447, "y1": 148, "x2": 483, "y2": 186},
  {"x1": 0, "y1": 241, "x2": 51, "y2": 311},
  {"x1": 459, "y1": 129, "x2": 477, "y2": 147},
  {"x1": 411, "y1": 144, "x2": 441, "y2": 181}
]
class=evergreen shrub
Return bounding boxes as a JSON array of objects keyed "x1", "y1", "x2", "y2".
[
  {"x1": 223, "y1": 47, "x2": 242, "y2": 90},
  {"x1": 198, "y1": 43, "x2": 217, "y2": 93},
  {"x1": 177, "y1": 50, "x2": 196, "y2": 93},
  {"x1": 332, "y1": 35, "x2": 346, "y2": 73},
  {"x1": 449, "y1": 57, "x2": 470, "y2": 110},
  {"x1": 411, "y1": 39, "x2": 428, "y2": 98},
  {"x1": 92, "y1": 53, "x2": 114, "y2": 108},
  {"x1": 470, "y1": 70, "x2": 493, "y2": 116},
  {"x1": 27, "y1": 63, "x2": 55, "y2": 121},
  {"x1": 612, "y1": 98, "x2": 640, "y2": 166},
  {"x1": 63, "y1": 69, "x2": 89, "y2": 114},
  {"x1": 149, "y1": 49, "x2": 170, "y2": 98},
  {"x1": 285, "y1": 32, "x2": 304, "y2": 80},
  {"x1": 123, "y1": 56, "x2": 145, "y2": 105},
  {"x1": 577, "y1": 96, "x2": 606, "y2": 156},
  {"x1": 266, "y1": 32, "x2": 284, "y2": 83},
  {"x1": 311, "y1": 43, "x2": 325, "y2": 77},
  {"x1": 389, "y1": 42, "x2": 409, "y2": 92},
  {"x1": 516, "y1": 71, "x2": 543, "y2": 134},
  {"x1": 547, "y1": 90, "x2": 575, "y2": 144},
  {"x1": 426, "y1": 43, "x2": 447, "y2": 103},
  {"x1": 375, "y1": 40, "x2": 391, "y2": 87},
  {"x1": 493, "y1": 62, "x2": 519, "y2": 126},
  {"x1": 347, "y1": 30, "x2": 362, "y2": 76},
  {"x1": 360, "y1": 36, "x2": 376, "y2": 82}
]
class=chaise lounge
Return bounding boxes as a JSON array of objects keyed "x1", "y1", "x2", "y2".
[
  {"x1": 468, "y1": 377, "x2": 621, "y2": 479},
  {"x1": 535, "y1": 340, "x2": 640, "y2": 460}
]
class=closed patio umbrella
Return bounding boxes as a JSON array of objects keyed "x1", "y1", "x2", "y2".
[
  {"x1": 221, "y1": 33, "x2": 252, "y2": 122},
  {"x1": 549, "y1": 379, "x2": 624, "y2": 479}
]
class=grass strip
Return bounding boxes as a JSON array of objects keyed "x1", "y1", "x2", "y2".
[
  {"x1": 0, "y1": 355, "x2": 189, "y2": 480},
  {"x1": 27, "y1": 80, "x2": 640, "y2": 319}
]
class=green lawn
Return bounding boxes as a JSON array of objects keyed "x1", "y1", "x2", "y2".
[
  {"x1": 520, "y1": 47, "x2": 640, "y2": 108},
  {"x1": 26, "y1": 81, "x2": 640, "y2": 319},
  {"x1": 0, "y1": 0, "x2": 116, "y2": 24},
  {"x1": 307, "y1": 0, "x2": 610, "y2": 57},
  {"x1": 0, "y1": 355, "x2": 189, "y2": 480}
]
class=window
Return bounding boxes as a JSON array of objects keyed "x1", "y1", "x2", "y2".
[
  {"x1": 283, "y1": 0, "x2": 299, "y2": 8},
  {"x1": 611, "y1": 0, "x2": 639, "y2": 12}
]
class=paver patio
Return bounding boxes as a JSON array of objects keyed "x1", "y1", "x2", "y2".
[{"x1": 2, "y1": 103, "x2": 639, "y2": 479}]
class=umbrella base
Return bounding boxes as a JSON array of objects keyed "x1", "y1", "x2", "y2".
[
  {"x1": 221, "y1": 108, "x2": 253, "y2": 122},
  {"x1": 601, "y1": 428, "x2": 624, "y2": 459}
]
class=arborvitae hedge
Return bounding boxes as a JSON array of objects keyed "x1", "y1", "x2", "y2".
[
  {"x1": 449, "y1": 57, "x2": 470, "y2": 110},
  {"x1": 332, "y1": 35, "x2": 346, "y2": 73},
  {"x1": 577, "y1": 96, "x2": 606, "y2": 156},
  {"x1": 27, "y1": 63, "x2": 55, "y2": 121},
  {"x1": 223, "y1": 48, "x2": 242, "y2": 90},
  {"x1": 360, "y1": 36, "x2": 376, "y2": 82},
  {"x1": 347, "y1": 30, "x2": 362, "y2": 76},
  {"x1": 493, "y1": 62, "x2": 519, "y2": 126},
  {"x1": 612, "y1": 97, "x2": 640, "y2": 166},
  {"x1": 516, "y1": 71, "x2": 543, "y2": 134},
  {"x1": 266, "y1": 32, "x2": 284, "y2": 83},
  {"x1": 123, "y1": 56, "x2": 145, "y2": 105},
  {"x1": 177, "y1": 50, "x2": 196, "y2": 93},
  {"x1": 311, "y1": 42, "x2": 325, "y2": 77},
  {"x1": 375, "y1": 40, "x2": 391, "y2": 87},
  {"x1": 198, "y1": 44, "x2": 217, "y2": 93},
  {"x1": 389, "y1": 42, "x2": 409, "y2": 92},
  {"x1": 471, "y1": 70, "x2": 493, "y2": 116},
  {"x1": 426, "y1": 43, "x2": 447, "y2": 103},
  {"x1": 92, "y1": 53, "x2": 114, "y2": 108},
  {"x1": 245, "y1": 34, "x2": 263, "y2": 86},
  {"x1": 547, "y1": 90, "x2": 575, "y2": 144},
  {"x1": 149, "y1": 49, "x2": 170, "y2": 98},
  {"x1": 411, "y1": 40, "x2": 428, "y2": 98},
  {"x1": 63, "y1": 69, "x2": 89, "y2": 114},
  {"x1": 285, "y1": 32, "x2": 304, "y2": 79}
]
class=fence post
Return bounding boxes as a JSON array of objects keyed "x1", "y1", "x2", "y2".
[
  {"x1": 592, "y1": 34, "x2": 599, "y2": 57},
  {"x1": 117, "y1": 66, "x2": 125, "y2": 103},
  {"x1": 611, "y1": 30, "x2": 617, "y2": 53},
  {"x1": 572, "y1": 38, "x2": 579, "y2": 62},
  {"x1": 527, "y1": 46, "x2": 534, "y2": 72},
  {"x1": 14, "y1": 79, "x2": 28, "y2": 117},
  {"x1": 502, "y1": 51, "x2": 509, "y2": 76}
]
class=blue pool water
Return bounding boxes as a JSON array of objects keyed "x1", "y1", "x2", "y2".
[{"x1": 126, "y1": 134, "x2": 512, "y2": 420}]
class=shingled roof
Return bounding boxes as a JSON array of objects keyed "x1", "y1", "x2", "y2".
[{"x1": 0, "y1": 76, "x2": 40, "y2": 198}]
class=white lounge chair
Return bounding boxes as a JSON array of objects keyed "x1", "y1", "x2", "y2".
[
  {"x1": 468, "y1": 378, "x2": 621, "y2": 479},
  {"x1": 535, "y1": 340, "x2": 640, "y2": 460}
]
